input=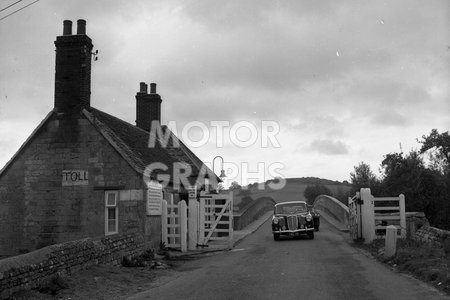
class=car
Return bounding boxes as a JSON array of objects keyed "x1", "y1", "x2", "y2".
[
  {"x1": 307, "y1": 205, "x2": 320, "y2": 231},
  {"x1": 272, "y1": 201, "x2": 315, "y2": 240}
]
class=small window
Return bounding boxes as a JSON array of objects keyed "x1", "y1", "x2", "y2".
[{"x1": 105, "y1": 191, "x2": 118, "y2": 235}]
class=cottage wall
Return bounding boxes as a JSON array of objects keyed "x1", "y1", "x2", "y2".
[{"x1": 0, "y1": 113, "x2": 159, "y2": 257}]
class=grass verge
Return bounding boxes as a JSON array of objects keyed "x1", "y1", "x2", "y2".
[{"x1": 353, "y1": 238, "x2": 449, "y2": 295}]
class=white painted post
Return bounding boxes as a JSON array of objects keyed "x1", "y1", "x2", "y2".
[
  {"x1": 205, "y1": 178, "x2": 210, "y2": 193},
  {"x1": 188, "y1": 186, "x2": 198, "y2": 250},
  {"x1": 384, "y1": 225, "x2": 397, "y2": 259},
  {"x1": 228, "y1": 192, "x2": 234, "y2": 249},
  {"x1": 199, "y1": 195, "x2": 205, "y2": 246},
  {"x1": 399, "y1": 194, "x2": 406, "y2": 238},
  {"x1": 161, "y1": 200, "x2": 168, "y2": 246},
  {"x1": 168, "y1": 194, "x2": 174, "y2": 246},
  {"x1": 180, "y1": 200, "x2": 187, "y2": 253},
  {"x1": 360, "y1": 188, "x2": 375, "y2": 244}
]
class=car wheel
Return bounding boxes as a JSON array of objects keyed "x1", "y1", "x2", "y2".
[
  {"x1": 308, "y1": 230, "x2": 314, "y2": 239},
  {"x1": 273, "y1": 233, "x2": 280, "y2": 241}
]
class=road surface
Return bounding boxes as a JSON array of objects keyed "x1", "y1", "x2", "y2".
[{"x1": 129, "y1": 218, "x2": 448, "y2": 300}]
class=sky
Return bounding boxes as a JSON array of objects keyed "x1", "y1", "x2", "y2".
[{"x1": 0, "y1": 0, "x2": 449, "y2": 187}]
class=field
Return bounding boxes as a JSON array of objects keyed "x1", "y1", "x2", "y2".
[{"x1": 232, "y1": 177, "x2": 352, "y2": 206}]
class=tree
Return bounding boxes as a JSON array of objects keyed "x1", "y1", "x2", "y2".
[
  {"x1": 349, "y1": 162, "x2": 380, "y2": 194},
  {"x1": 417, "y1": 129, "x2": 450, "y2": 174},
  {"x1": 380, "y1": 150, "x2": 449, "y2": 229},
  {"x1": 229, "y1": 181, "x2": 241, "y2": 191},
  {"x1": 334, "y1": 187, "x2": 351, "y2": 206},
  {"x1": 304, "y1": 184, "x2": 332, "y2": 204},
  {"x1": 380, "y1": 151, "x2": 427, "y2": 209}
]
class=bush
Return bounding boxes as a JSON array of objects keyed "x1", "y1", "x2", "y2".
[{"x1": 38, "y1": 273, "x2": 69, "y2": 295}]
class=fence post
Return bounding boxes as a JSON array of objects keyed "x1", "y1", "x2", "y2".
[
  {"x1": 180, "y1": 200, "x2": 187, "y2": 252},
  {"x1": 199, "y1": 193, "x2": 205, "y2": 246},
  {"x1": 399, "y1": 194, "x2": 406, "y2": 238},
  {"x1": 384, "y1": 225, "x2": 397, "y2": 259},
  {"x1": 161, "y1": 200, "x2": 168, "y2": 246},
  {"x1": 360, "y1": 188, "x2": 375, "y2": 244},
  {"x1": 188, "y1": 186, "x2": 198, "y2": 251},
  {"x1": 228, "y1": 191, "x2": 234, "y2": 249}
]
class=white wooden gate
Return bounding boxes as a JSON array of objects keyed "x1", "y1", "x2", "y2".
[
  {"x1": 349, "y1": 188, "x2": 406, "y2": 244},
  {"x1": 161, "y1": 189, "x2": 234, "y2": 252},
  {"x1": 348, "y1": 193, "x2": 362, "y2": 240},
  {"x1": 161, "y1": 199, "x2": 187, "y2": 252},
  {"x1": 198, "y1": 191, "x2": 234, "y2": 248}
]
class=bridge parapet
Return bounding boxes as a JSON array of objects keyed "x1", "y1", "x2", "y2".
[
  {"x1": 313, "y1": 195, "x2": 349, "y2": 229},
  {"x1": 233, "y1": 197, "x2": 276, "y2": 230}
]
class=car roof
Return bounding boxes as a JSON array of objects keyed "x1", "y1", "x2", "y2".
[{"x1": 274, "y1": 201, "x2": 307, "y2": 207}]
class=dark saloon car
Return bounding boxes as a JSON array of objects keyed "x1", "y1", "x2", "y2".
[{"x1": 272, "y1": 201, "x2": 315, "y2": 240}]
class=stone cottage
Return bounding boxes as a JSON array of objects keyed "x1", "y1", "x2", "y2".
[{"x1": 0, "y1": 20, "x2": 217, "y2": 257}]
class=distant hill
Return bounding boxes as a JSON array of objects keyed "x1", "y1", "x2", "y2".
[{"x1": 232, "y1": 177, "x2": 351, "y2": 206}]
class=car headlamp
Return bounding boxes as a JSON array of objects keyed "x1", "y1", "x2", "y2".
[
  {"x1": 273, "y1": 217, "x2": 279, "y2": 224},
  {"x1": 306, "y1": 213, "x2": 312, "y2": 222}
]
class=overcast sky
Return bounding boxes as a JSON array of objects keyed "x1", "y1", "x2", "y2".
[{"x1": 0, "y1": 0, "x2": 448, "y2": 186}]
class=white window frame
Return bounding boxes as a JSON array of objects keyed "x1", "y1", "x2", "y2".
[{"x1": 105, "y1": 190, "x2": 119, "y2": 235}]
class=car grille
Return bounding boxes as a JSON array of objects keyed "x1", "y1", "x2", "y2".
[{"x1": 287, "y1": 216, "x2": 298, "y2": 230}]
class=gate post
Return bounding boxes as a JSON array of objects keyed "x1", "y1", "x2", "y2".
[
  {"x1": 161, "y1": 200, "x2": 168, "y2": 246},
  {"x1": 360, "y1": 188, "x2": 375, "y2": 244},
  {"x1": 399, "y1": 194, "x2": 406, "y2": 238},
  {"x1": 180, "y1": 200, "x2": 187, "y2": 252},
  {"x1": 188, "y1": 186, "x2": 198, "y2": 250},
  {"x1": 199, "y1": 194, "x2": 205, "y2": 245},
  {"x1": 228, "y1": 192, "x2": 234, "y2": 249}
]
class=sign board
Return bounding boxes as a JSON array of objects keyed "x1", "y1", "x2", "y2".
[
  {"x1": 62, "y1": 170, "x2": 89, "y2": 186},
  {"x1": 146, "y1": 181, "x2": 163, "y2": 215}
]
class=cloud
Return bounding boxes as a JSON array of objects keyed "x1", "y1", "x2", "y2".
[
  {"x1": 370, "y1": 109, "x2": 409, "y2": 127},
  {"x1": 307, "y1": 139, "x2": 349, "y2": 155},
  {"x1": 0, "y1": 0, "x2": 448, "y2": 182}
]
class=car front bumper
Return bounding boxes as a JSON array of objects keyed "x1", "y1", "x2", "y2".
[{"x1": 272, "y1": 227, "x2": 314, "y2": 234}]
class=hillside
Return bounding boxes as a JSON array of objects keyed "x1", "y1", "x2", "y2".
[{"x1": 232, "y1": 177, "x2": 352, "y2": 206}]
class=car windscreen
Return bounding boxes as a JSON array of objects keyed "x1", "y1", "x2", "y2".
[{"x1": 275, "y1": 203, "x2": 307, "y2": 214}]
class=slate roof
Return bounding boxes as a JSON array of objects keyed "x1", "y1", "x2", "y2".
[
  {"x1": 83, "y1": 107, "x2": 218, "y2": 186},
  {"x1": 0, "y1": 107, "x2": 218, "y2": 188}
]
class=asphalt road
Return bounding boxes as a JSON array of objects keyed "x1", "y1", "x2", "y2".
[{"x1": 129, "y1": 218, "x2": 448, "y2": 300}]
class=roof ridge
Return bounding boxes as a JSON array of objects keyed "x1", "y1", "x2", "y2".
[{"x1": 82, "y1": 108, "x2": 144, "y2": 174}]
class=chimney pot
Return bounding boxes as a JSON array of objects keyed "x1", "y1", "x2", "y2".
[
  {"x1": 136, "y1": 82, "x2": 162, "y2": 130},
  {"x1": 150, "y1": 83, "x2": 157, "y2": 94},
  {"x1": 63, "y1": 20, "x2": 72, "y2": 35},
  {"x1": 77, "y1": 19, "x2": 86, "y2": 35},
  {"x1": 54, "y1": 19, "x2": 93, "y2": 113},
  {"x1": 139, "y1": 82, "x2": 148, "y2": 93}
]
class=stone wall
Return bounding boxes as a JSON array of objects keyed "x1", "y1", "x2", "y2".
[
  {"x1": 0, "y1": 232, "x2": 148, "y2": 299},
  {"x1": 233, "y1": 197, "x2": 275, "y2": 230},
  {"x1": 0, "y1": 113, "x2": 148, "y2": 257},
  {"x1": 413, "y1": 225, "x2": 450, "y2": 248}
]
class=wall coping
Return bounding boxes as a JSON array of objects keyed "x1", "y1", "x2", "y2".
[
  {"x1": 233, "y1": 196, "x2": 276, "y2": 217},
  {"x1": 313, "y1": 195, "x2": 349, "y2": 212}
]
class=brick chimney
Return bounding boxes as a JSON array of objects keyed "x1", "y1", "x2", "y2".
[
  {"x1": 54, "y1": 19, "x2": 93, "y2": 113},
  {"x1": 135, "y1": 82, "x2": 162, "y2": 131}
]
